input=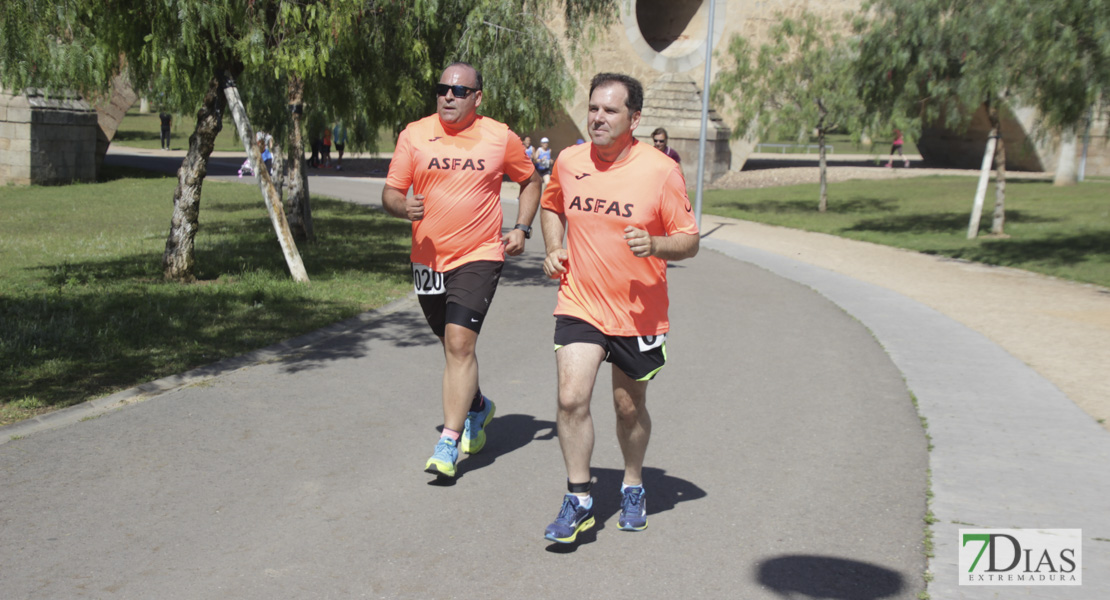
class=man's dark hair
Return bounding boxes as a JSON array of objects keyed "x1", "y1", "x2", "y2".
[
  {"x1": 589, "y1": 73, "x2": 643, "y2": 113},
  {"x1": 446, "y1": 61, "x2": 483, "y2": 90},
  {"x1": 651, "y1": 127, "x2": 668, "y2": 140}
]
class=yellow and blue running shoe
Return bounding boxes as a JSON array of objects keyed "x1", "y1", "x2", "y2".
[
  {"x1": 618, "y1": 486, "x2": 648, "y2": 531},
  {"x1": 544, "y1": 494, "x2": 595, "y2": 543},
  {"x1": 460, "y1": 397, "x2": 495, "y2": 454},
  {"x1": 424, "y1": 437, "x2": 459, "y2": 478}
]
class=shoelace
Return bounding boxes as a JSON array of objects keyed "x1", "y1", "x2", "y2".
[
  {"x1": 434, "y1": 440, "x2": 455, "y2": 459},
  {"x1": 556, "y1": 497, "x2": 579, "y2": 523},
  {"x1": 622, "y1": 490, "x2": 644, "y2": 514}
]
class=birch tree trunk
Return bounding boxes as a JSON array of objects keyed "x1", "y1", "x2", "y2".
[
  {"x1": 990, "y1": 114, "x2": 1008, "y2": 236},
  {"x1": 967, "y1": 130, "x2": 997, "y2": 240},
  {"x1": 222, "y1": 74, "x2": 309, "y2": 283},
  {"x1": 1054, "y1": 127, "x2": 1079, "y2": 187},
  {"x1": 162, "y1": 76, "x2": 224, "y2": 282},
  {"x1": 285, "y1": 75, "x2": 314, "y2": 241}
]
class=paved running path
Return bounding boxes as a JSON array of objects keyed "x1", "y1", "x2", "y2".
[{"x1": 2, "y1": 149, "x2": 1106, "y2": 599}]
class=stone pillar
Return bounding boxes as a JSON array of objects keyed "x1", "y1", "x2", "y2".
[
  {"x1": 636, "y1": 73, "x2": 731, "y2": 184},
  {"x1": 0, "y1": 88, "x2": 98, "y2": 185}
]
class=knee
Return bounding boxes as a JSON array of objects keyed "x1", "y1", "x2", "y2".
[
  {"x1": 442, "y1": 334, "x2": 476, "y2": 363},
  {"x1": 613, "y1": 397, "x2": 646, "y2": 425},
  {"x1": 557, "y1": 392, "x2": 590, "y2": 417}
]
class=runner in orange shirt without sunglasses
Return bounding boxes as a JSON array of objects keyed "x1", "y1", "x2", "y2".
[
  {"x1": 539, "y1": 73, "x2": 699, "y2": 543},
  {"x1": 383, "y1": 62, "x2": 541, "y2": 480}
]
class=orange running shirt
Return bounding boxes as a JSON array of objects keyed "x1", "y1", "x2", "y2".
[
  {"x1": 540, "y1": 140, "x2": 699, "y2": 336},
  {"x1": 387, "y1": 114, "x2": 535, "y2": 271}
]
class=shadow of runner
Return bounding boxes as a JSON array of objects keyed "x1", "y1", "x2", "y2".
[
  {"x1": 756, "y1": 555, "x2": 905, "y2": 600},
  {"x1": 427, "y1": 413, "x2": 557, "y2": 487},
  {"x1": 544, "y1": 465, "x2": 707, "y2": 553}
]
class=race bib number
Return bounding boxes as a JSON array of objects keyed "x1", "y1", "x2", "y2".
[
  {"x1": 638, "y1": 333, "x2": 666, "y2": 352},
  {"x1": 412, "y1": 263, "x2": 446, "y2": 295}
]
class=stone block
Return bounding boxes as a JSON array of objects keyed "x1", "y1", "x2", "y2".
[{"x1": 8, "y1": 107, "x2": 31, "y2": 122}]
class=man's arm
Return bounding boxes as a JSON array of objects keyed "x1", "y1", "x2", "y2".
[
  {"x1": 623, "y1": 229, "x2": 699, "y2": 261},
  {"x1": 381, "y1": 185, "x2": 424, "y2": 221},
  {"x1": 540, "y1": 207, "x2": 569, "y2": 278},
  {"x1": 501, "y1": 170, "x2": 542, "y2": 256}
]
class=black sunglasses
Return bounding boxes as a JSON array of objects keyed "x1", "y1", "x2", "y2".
[{"x1": 435, "y1": 83, "x2": 479, "y2": 98}]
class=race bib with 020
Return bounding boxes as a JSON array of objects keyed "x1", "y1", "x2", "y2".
[{"x1": 412, "y1": 263, "x2": 446, "y2": 295}]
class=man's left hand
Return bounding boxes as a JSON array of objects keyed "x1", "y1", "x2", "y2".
[
  {"x1": 502, "y1": 229, "x2": 526, "y2": 256},
  {"x1": 623, "y1": 226, "x2": 653, "y2": 258}
]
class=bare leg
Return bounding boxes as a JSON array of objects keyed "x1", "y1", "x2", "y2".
[
  {"x1": 441, "y1": 323, "x2": 479, "y2": 433},
  {"x1": 555, "y1": 343, "x2": 606, "y2": 485},
  {"x1": 612, "y1": 366, "x2": 651, "y2": 486}
]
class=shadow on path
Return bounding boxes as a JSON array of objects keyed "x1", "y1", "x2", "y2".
[
  {"x1": 544, "y1": 465, "x2": 707, "y2": 553},
  {"x1": 756, "y1": 555, "x2": 905, "y2": 600}
]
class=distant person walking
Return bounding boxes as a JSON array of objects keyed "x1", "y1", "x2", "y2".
[
  {"x1": 382, "y1": 62, "x2": 542, "y2": 480},
  {"x1": 887, "y1": 128, "x2": 909, "y2": 168},
  {"x1": 321, "y1": 127, "x2": 332, "y2": 168},
  {"x1": 651, "y1": 127, "x2": 681, "y2": 163},
  {"x1": 534, "y1": 137, "x2": 553, "y2": 184},
  {"x1": 159, "y1": 112, "x2": 172, "y2": 150},
  {"x1": 332, "y1": 122, "x2": 348, "y2": 170}
]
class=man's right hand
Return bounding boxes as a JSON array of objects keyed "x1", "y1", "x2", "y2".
[
  {"x1": 543, "y1": 248, "x2": 569, "y2": 279},
  {"x1": 407, "y1": 194, "x2": 425, "y2": 221}
]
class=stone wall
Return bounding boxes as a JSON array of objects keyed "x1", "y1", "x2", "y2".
[{"x1": 0, "y1": 89, "x2": 98, "y2": 185}]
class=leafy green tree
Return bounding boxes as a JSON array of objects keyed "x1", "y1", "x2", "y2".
[
  {"x1": 1, "y1": 0, "x2": 619, "y2": 281},
  {"x1": 1019, "y1": 0, "x2": 1110, "y2": 185},
  {"x1": 712, "y1": 11, "x2": 864, "y2": 212},
  {"x1": 853, "y1": 0, "x2": 1110, "y2": 230}
]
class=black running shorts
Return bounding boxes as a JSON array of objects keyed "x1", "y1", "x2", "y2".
[
  {"x1": 415, "y1": 260, "x2": 503, "y2": 337},
  {"x1": 553, "y1": 315, "x2": 667, "y2": 381}
]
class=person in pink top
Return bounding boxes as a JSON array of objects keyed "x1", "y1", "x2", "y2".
[
  {"x1": 887, "y1": 128, "x2": 909, "y2": 168},
  {"x1": 383, "y1": 62, "x2": 541, "y2": 479}
]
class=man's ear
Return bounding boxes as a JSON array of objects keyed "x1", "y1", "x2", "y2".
[
  {"x1": 630, "y1": 110, "x2": 641, "y2": 132},
  {"x1": 474, "y1": 90, "x2": 483, "y2": 109}
]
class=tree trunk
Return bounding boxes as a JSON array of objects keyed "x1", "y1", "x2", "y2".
[
  {"x1": 817, "y1": 127, "x2": 828, "y2": 213},
  {"x1": 285, "y1": 75, "x2": 314, "y2": 241},
  {"x1": 990, "y1": 115, "x2": 1008, "y2": 236},
  {"x1": 816, "y1": 106, "x2": 828, "y2": 213},
  {"x1": 221, "y1": 73, "x2": 310, "y2": 283},
  {"x1": 1054, "y1": 127, "x2": 1079, "y2": 187},
  {"x1": 162, "y1": 76, "x2": 224, "y2": 282},
  {"x1": 271, "y1": 139, "x2": 285, "y2": 203}
]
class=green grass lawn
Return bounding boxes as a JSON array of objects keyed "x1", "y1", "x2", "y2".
[
  {"x1": 0, "y1": 168, "x2": 412, "y2": 426},
  {"x1": 703, "y1": 176, "x2": 1110, "y2": 288},
  {"x1": 112, "y1": 109, "x2": 398, "y2": 154},
  {"x1": 113, "y1": 109, "x2": 247, "y2": 152}
]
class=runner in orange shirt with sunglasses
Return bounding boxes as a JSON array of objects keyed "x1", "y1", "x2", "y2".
[{"x1": 383, "y1": 62, "x2": 541, "y2": 479}]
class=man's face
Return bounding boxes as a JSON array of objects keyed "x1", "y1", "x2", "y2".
[
  {"x1": 523, "y1": 136, "x2": 531, "y2": 147},
  {"x1": 587, "y1": 83, "x2": 639, "y2": 150},
  {"x1": 436, "y1": 65, "x2": 482, "y2": 126},
  {"x1": 653, "y1": 134, "x2": 667, "y2": 150}
]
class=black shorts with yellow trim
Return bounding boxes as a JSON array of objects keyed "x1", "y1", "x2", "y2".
[
  {"x1": 553, "y1": 315, "x2": 667, "y2": 381},
  {"x1": 416, "y1": 260, "x2": 503, "y2": 337}
]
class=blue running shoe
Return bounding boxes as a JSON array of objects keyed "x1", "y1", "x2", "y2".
[
  {"x1": 544, "y1": 494, "x2": 595, "y2": 543},
  {"x1": 460, "y1": 397, "x2": 495, "y2": 454},
  {"x1": 424, "y1": 437, "x2": 459, "y2": 478},
  {"x1": 618, "y1": 486, "x2": 648, "y2": 531}
]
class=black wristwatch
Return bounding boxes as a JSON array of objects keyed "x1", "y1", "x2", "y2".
[{"x1": 513, "y1": 224, "x2": 532, "y2": 239}]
